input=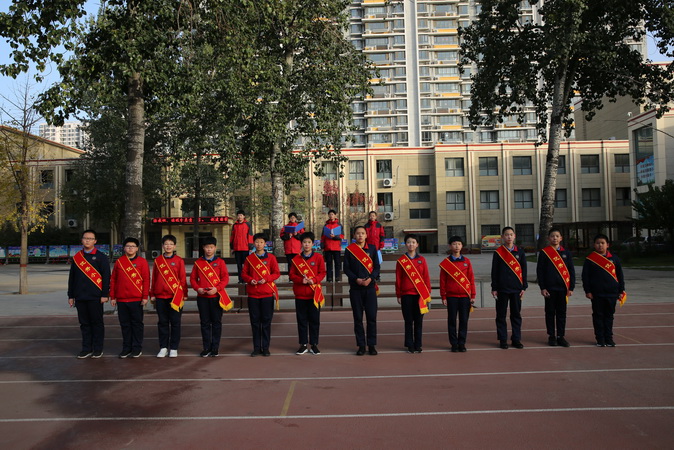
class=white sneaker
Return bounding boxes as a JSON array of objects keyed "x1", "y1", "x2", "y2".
[
  {"x1": 169, "y1": 349, "x2": 178, "y2": 358},
  {"x1": 157, "y1": 348, "x2": 168, "y2": 358}
]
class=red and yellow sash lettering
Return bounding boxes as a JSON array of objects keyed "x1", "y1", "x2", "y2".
[
  {"x1": 155, "y1": 254, "x2": 185, "y2": 311},
  {"x1": 346, "y1": 243, "x2": 379, "y2": 295},
  {"x1": 117, "y1": 255, "x2": 144, "y2": 296},
  {"x1": 587, "y1": 252, "x2": 627, "y2": 306},
  {"x1": 73, "y1": 251, "x2": 103, "y2": 290},
  {"x1": 496, "y1": 245, "x2": 523, "y2": 285},
  {"x1": 194, "y1": 258, "x2": 233, "y2": 311},
  {"x1": 542, "y1": 246, "x2": 571, "y2": 303},
  {"x1": 250, "y1": 253, "x2": 280, "y2": 310},
  {"x1": 398, "y1": 254, "x2": 431, "y2": 314},
  {"x1": 292, "y1": 254, "x2": 325, "y2": 309},
  {"x1": 439, "y1": 257, "x2": 474, "y2": 312}
]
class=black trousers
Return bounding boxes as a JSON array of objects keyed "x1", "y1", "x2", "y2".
[
  {"x1": 295, "y1": 299, "x2": 320, "y2": 345},
  {"x1": 591, "y1": 296, "x2": 618, "y2": 342},
  {"x1": 197, "y1": 296, "x2": 223, "y2": 352},
  {"x1": 400, "y1": 294, "x2": 424, "y2": 349},
  {"x1": 285, "y1": 253, "x2": 297, "y2": 276},
  {"x1": 249, "y1": 296, "x2": 274, "y2": 351},
  {"x1": 350, "y1": 287, "x2": 378, "y2": 347},
  {"x1": 75, "y1": 299, "x2": 105, "y2": 353},
  {"x1": 324, "y1": 250, "x2": 341, "y2": 281},
  {"x1": 446, "y1": 297, "x2": 471, "y2": 347},
  {"x1": 544, "y1": 291, "x2": 568, "y2": 337},
  {"x1": 495, "y1": 292, "x2": 522, "y2": 342},
  {"x1": 155, "y1": 297, "x2": 182, "y2": 350},
  {"x1": 235, "y1": 251, "x2": 248, "y2": 282},
  {"x1": 117, "y1": 301, "x2": 144, "y2": 352}
]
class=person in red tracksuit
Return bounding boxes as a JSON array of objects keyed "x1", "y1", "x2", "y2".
[
  {"x1": 280, "y1": 212, "x2": 305, "y2": 275},
  {"x1": 289, "y1": 232, "x2": 325, "y2": 355},
  {"x1": 320, "y1": 209, "x2": 344, "y2": 282},
  {"x1": 230, "y1": 210, "x2": 253, "y2": 283},
  {"x1": 243, "y1": 233, "x2": 281, "y2": 357},
  {"x1": 110, "y1": 237, "x2": 150, "y2": 358},
  {"x1": 364, "y1": 211, "x2": 386, "y2": 282},
  {"x1": 441, "y1": 235, "x2": 476, "y2": 352}
]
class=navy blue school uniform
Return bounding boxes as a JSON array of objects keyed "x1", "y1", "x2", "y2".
[
  {"x1": 68, "y1": 249, "x2": 111, "y2": 355},
  {"x1": 582, "y1": 251, "x2": 625, "y2": 345},
  {"x1": 343, "y1": 243, "x2": 381, "y2": 348},
  {"x1": 536, "y1": 246, "x2": 576, "y2": 339},
  {"x1": 491, "y1": 245, "x2": 528, "y2": 344}
]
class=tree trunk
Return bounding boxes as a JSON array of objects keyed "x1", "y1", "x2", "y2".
[
  {"x1": 123, "y1": 72, "x2": 146, "y2": 241},
  {"x1": 192, "y1": 150, "x2": 202, "y2": 258},
  {"x1": 270, "y1": 142, "x2": 285, "y2": 257},
  {"x1": 19, "y1": 201, "x2": 28, "y2": 294}
]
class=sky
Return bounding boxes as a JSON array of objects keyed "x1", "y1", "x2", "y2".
[{"x1": 1, "y1": 0, "x2": 672, "y2": 132}]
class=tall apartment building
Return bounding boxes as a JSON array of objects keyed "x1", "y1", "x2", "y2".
[{"x1": 38, "y1": 122, "x2": 88, "y2": 150}]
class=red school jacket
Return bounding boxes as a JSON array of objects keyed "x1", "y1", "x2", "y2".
[
  {"x1": 395, "y1": 253, "x2": 431, "y2": 298},
  {"x1": 149, "y1": 254, "x2": 188, "y2": 299},
  {"x1": 242, "y1": 252, "x2": 281, "y2": 299},
  {"x1": 110, "y1": 255, "x2": 150, "y2": 302},
  {"x1": 440, "y1": 255, "x2": 476, "y2": 300},
  {"x1": 289, "y1": 252, "x2": 326, "y2": 299},
  {"x1": 190, "y1": 256, "x2": 230, "y2": 298}
]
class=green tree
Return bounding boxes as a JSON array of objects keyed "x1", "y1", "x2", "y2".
[
  {"x1": 632, "y1": 179, "x2": 674, "y2": 244},
  {"x1": 460, "y1": 0, "x2": 674, "y2": 249}
]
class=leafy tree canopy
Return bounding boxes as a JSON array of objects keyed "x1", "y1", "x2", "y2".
[{"x1": 632, "y1": 179, "x2": 674, "y2": 241}]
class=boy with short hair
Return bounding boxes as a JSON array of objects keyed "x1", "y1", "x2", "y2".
[
  {"x1": 68, "y1": 229, "x2": 111, "y2": 359},
  {"x1": 582, "y1": 234, "x2": 626, "y2": 347},
  {"x1": 440, "y1": 236, "x2": 476, "y2": 352},
  {"x1": 289, "y1": 232, "x2": 325, "y2": 355},
  {"x1": 321, "y1": 209, "x2": 344, "y2": 282},
  {"x1": 110, "y1": 237, "x2": 150, "y2": 358},
  {"x1": 190, "y1": 236, "x2": 232, "y2": 357},
  {"x1": 280, "y1": 212, "x2": 305, "y2": 275},
  {"x1": 491, "y1": 226, "x2": 528, "y2": 349},
  {"x1": 150, "y1": 234, "x2": 188, "y2": 358},
  {"x1": 243, "y1": 233, "x2": 280, "y2": 357},
  {"x1": 536, "y1": 228, "x2": 575, "y2": 347},
  {"x1": 230, "y1": 210, "x2": 253, "y2": 283}
]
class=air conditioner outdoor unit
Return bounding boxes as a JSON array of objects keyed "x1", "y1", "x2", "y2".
[
  {"x1": 67, "y1": 219, "x2": 78, "y2": 228},
  {"x1": 384, "y1": 212, "x2": 394, "y2": 221},
  {"x1": 382, "y1": 178, "x2": 394, "y2": 188}
]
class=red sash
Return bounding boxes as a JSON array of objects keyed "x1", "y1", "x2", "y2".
[
  {"x1": 292, "y1": 254, "x2": 325, "y2": 309},
  {"x1": 587, "y1": 252, "x2": 627, "y2": 306},
  {"x1": 117, "y1": 255, "x2": 144, "y2": 296},
  {"x1": 398, "y1": 255, "x2": 431, "y2": 314},
  {"x1": 542, "y1": 246, "x2": 571, "y2": 303},
  {"x1": 155, "y1": 254, "x2": 185, "y2": 311},
  {"x1": 73, "y1": 251, "x2": 103, "y2": 291},
  {"x1": 439, "y1": 257, "x2": 474, "y2": 312},
  {"x1": 346, "y1": 243, "x2": 379, "y2": 295},
  {"x1": 496, "y1": 245, "x2": 523, "y2": 285},
  {"x1": 249, "y1": 253, "x2": 280, "y2": 310},
  {"x1": 194, "y1": 258, "x2": 233, "y2": 311}
]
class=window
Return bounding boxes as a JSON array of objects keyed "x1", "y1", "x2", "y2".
[
  {"x1": 384, "y1": 226, "x2": 394, "y2": 238},
  {"x1": 40, "y1": 170, "x2": 54, "y2": 189},
  {"x1": 580, "y1": 155, "x2": 600, "y2": 174},
  {"x1": 480, "y1": 190, "x2": 499, "y2": 209},
  {"x1": 446, "y1": 191, "x2": 465, "y2": 210},
  {"x1": 65, "y1": 169, "x2": 74, "y2": 183},
  {"x1": 410, "y1": 209, "x2": 431, "y2": 219},
  {"x1": 554, "y1": 189, "x2": 567, "y2": 208},
  {"x1": 513, "y1": 156, "x2": 532, "y2": 175},
  {"x1": 616, "y1": 187, "x2": 631, "y2": 206},
  {"x1": 348, "y1": 192, "x2": 366, "y2": 213},
  {"x1": 582, "y1": 188, "x2": 601, "y2": 207},
  {"x1": 479, "y1": 157, "x2": 498, "y2": 176},
  {"x1": 182, "y1": 198, "x2": 215, "y2": 217},
  {"x1": 322, "y1": 161, "x2": 338, "y2": 180},
  {"x1": 558, "y1": 155, "x2": 566, "y2": 174},
  {"x1": 376, "y1": 159, "x2": 392, "y2": 179},
  {"x1": 409, "y1": 175, "x2": 430, "y2": 186},
  {"x1": 514, "y1": 190, "x2": 534, "y2": 209},
  {"x1": 445, "y1": 157, "x2": 464, "y2": 176},
  {"x1": 349, "y1": 160, "x2": 364, "y2": 180},
  {"x1": 409, "y1": 192, "x2": 431, "y2": 202},
  {"x1": 615, "y1": 154, "x2": 630, "y2": 173},
  {"x1": 377, "y1": 192, "x2": 393, "y2": 212},
  {"x1": 482, "y1": 224, "x2": 501, "y2": 237},
  {"x1": 447, "y1": 225, "x2": 467, "y2": 244},
  {"x1": 322, "y1": 193, "x2": 339, "y2": 213},
  {"x1": 516, "y1": 224, "x2": 535, "y2": 247}
]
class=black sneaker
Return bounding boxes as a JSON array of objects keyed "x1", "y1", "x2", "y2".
[
  {"x1": 310, "y1": 345, "x2": 320, "y2": 355},
  {"x1": 131, "y1": 350, "x2": 142, "y2": 358},
  {"x1": 210, "y1": 350, "x2": 219, "y2": 357},
  {"x1": 606, "y1": 339, "x2": 616, "y2": 347},
  {"x1": 368, "y1": 346, "x2": 378, "y2": 356},
  {"x1": 118, "y1": 350, "x2": 132, "y2": 359},
  {"x1": 512, "y1": 341, "x2": 524, "y2": 349},
  {"x1": 499, "y1": 341, "x2": 509, "y2": 349},
  {"x1": 356, "y1": 346, "x2": 366, "y2": 356},
  {"x1": 91, "y1": 351, "x2": 104, "y2": 359},
  {"x1": 262, "y1": 349, "x2": 271, "y2": 357},
  {"x1": 415, "y1": 347, "x2": 422, "y2": 353},
  {"x1": 451, "y1": 346, "x2": 458, "y2": 353},
  {"x1": 77, "y1": 350, "x2": 93, "y2": 359},
  {"x1": 548, "y1": 336, "x2": 558, "y2": 346},
  {"x1": 296, "y1": 345, "x2": 309, "y2": 355},
  {"x1": 250, "y1": 349, "x2": 260, "y2": 357},
  {"x1": 557, "y1": 337, "x2": 570, "y2": 347},
  {"x1": 458, "y1": 345, "x2": 467, "y2": 352},
  {"x1": 200, "y1": 349, "x2": 211, "y2": 357},
  {"x1": 406, "y1": 347, "x2": 415, "y2": 354},
  {"x1": 596, "y1": 341, "x2": 606, "y2": 347}
]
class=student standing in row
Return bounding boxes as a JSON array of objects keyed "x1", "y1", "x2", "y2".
[
  {"x1": 68, "y1": 229, "x2": 110, "y2": 359},
  {"x1": 582, "y1": 234, "x2": 626, "y2": 347},
  {"x1": 440, "y1": 236, "x2": 476, "y2": 352},
  {"x1": 289, "y1": 232, "x2": 325, "y2": 355},
  {"x1": 491, "y1": 226, "x2": 528, "y2": 349},
  {"x1": 344, "y1": 226, "x2": 380, "y2": 355},
  {"x1": 110, "y1": 237, "x2": 150, "y2": 358},
  {"x1": 536, "y1": 228, "x2": 575, "y2": 347},
  {"x1": 243, "y1": 233, "x2": 280, "y2": 357},
  {"x1": 190, "y1": 237, "x2": 232, "y2": 357},
  {"x1": 230, "y1": 210, "x2": 253, "y2": 283},
  {"x1": 150, "y1": 234, "x2": 188, "y2": 358},
  {"x1": 395, "y1": 234, "x2": 431, "y2": 353},
  {"x1": 364, "y1": 210, "x2": 385, "y2": 281},
  {"x1": 321, "y1": 209, "x2": 344, "y2": 282},
  {"x1": 280, "y1": 212, "x2": 304, "y2": 276}
]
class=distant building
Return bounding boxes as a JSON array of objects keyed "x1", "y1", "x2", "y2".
[{"x1": 38, "y1": 122, "x2": 88, "y2": 150}]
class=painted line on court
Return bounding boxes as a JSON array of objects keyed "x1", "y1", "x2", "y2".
[{"x1": 280, "y1": 381, "x2": 297, "y2": 416}]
